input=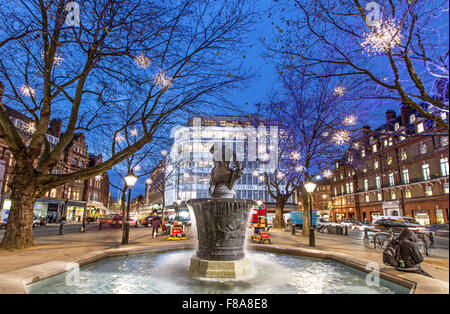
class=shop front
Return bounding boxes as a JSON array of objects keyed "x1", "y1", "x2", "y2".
[
  {"x1": 66, "y1": 201, "x2": 87, "y2": 222},
  {"x1": 414, "y1": 209, "x2": 430, "y2": 225}
]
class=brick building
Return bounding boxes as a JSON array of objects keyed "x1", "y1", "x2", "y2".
[
  {"x1": 311, "y1": 179, "x2": 332, "y2": 218},
  {"x1": 0, "y1": 105, "x2": 110, "y2": 222},
  {"x1": 330, "y1": 105, "x2": 449, "y2": 225}
]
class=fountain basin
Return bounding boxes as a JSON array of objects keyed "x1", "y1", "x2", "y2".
[{"x1": 26, "y1": 250, "x2": 411, "y2": 294}]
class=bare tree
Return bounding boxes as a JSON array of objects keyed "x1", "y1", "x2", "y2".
[
  {"x1": 0, "y1": 0, "x2": 256, "y2": 249},
  {"x1": 266, "y1": 0, "x2": 449, "y2": 132},
  {"x1": 263, "y1": 69, "x2": 366, "y2": 233}
]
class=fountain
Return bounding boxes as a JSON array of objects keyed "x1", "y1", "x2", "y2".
[{"x1": 186, "y1": 145, "x2": 256, "y2": 280}]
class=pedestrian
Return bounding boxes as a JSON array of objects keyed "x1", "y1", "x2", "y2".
[{"x1": 152, "y1": 211, "x2": 161, "y2": 238}]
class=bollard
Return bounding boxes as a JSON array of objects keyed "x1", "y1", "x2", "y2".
[
  {"x1": 344, "y1": 225, "x2": 348, "y2": 235},
  {"x1": 292, "y1": 224, "x2": 296, "y2": 235},
  {"x1": 98, "y1": 222, "x2": 103, "y2": 230},
  {"x1": 121, "y1": 222, "x2": 130, "y2": 244},
  {"x1": 309, "y1": 226, "x2": 315, "y2": 247},
  {"x1": 58, "y1": 222, "x2": 64, "y2": 235}
]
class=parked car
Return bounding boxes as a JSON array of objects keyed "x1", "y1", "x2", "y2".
[
  {"x1": 316, "y1": 217, "x2": 337, "y2": 229},
  {"x1": 112, "y1": 215, "x2": 137, "y2": 228},
  {"x1": 0, "y1": 220, "x2": 6, "y2": 229},
  {"x1": 372, "y1": 217, "x2": 426, "y2": 234},
  {"x1": 99, "y1": 215, "x2": 116, "y2": 225},
  {"x1": 425, "y1": 224, "x2": 449, "y2": 237}
]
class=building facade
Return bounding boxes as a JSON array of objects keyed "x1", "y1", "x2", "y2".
[
  {"x1": 0, "y1": 105, "x2": 110, "y2": 222},
  {"x1": 330, "y1": 106, "x2": 449, "y2": 225}
]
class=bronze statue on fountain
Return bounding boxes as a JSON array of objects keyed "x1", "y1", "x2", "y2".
[{"x1": 186, "y1": 144, "x2": 256, "y2": 280}]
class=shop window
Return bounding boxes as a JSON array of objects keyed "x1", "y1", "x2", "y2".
[
  {"x1": 436, "y1": 209, "x2": 445, "y2": 224},
  {"x1": 425, "y1": 186, "x2": 433, "y2": 196}
]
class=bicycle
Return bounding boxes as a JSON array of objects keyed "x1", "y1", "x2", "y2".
[
  {"x1": 363, "y1": 229, "x2": 395, "y2": 249},
  {"x1": 417, "y1": 233, "x2": 432, "y2": 257}
]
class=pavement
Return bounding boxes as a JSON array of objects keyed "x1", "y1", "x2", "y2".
[{"x1": 0, "y1": 223, "x2": 448, "y2": 293}]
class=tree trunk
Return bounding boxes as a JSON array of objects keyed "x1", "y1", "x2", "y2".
[
  {"x1": 0, "y1": 164, "x2": 39, "y2": 250},
  {"x1": 302, "y1": 188, "x2": 310, "y2": 236},
  {"x1": 273, "y1": 197, "x2": 286, "y2": 228}
]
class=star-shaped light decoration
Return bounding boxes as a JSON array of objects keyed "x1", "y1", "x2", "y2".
[
  {"x1": 135, "y1": 52, "x2": 151, "y2": 69},
  {"x1": 115, "y1": 132, "x2": 125, "y2": 143},
  {"x1": 153, "y1": 69, "x2": 173, "y2": 90},
  {"x1": 342, "y1": 114, "x2": 357, "y2": 126},
  {"x1": 23, "y1": 122, "x2": 36, "y2": 135},
  {"x1": 290, "y1": 151, "x2": 301, "y2": 161},
  {"x1": 20, "y1": 85, "x2": 35, "y2": 97},
  {"x1": 333, "y1": 86, "x2": 346, "y2": 97},
  {"x1": 332, "y1": 130, "x2": 351, "y2": 146},
  {"x1": 295, "y1": 165, "x2": 304, "y2": 172},
  {"x1": 130, "y1": 128, "x2": 138, "y2": 137},
  {"x1": 361, "y1": 18, "x2": 403, "y2": 55},
  {"x1": 323, "y1": 169, "x2": 333, "y2": 179}
]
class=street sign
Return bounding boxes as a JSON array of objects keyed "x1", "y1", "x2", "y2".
[
  {"x1": 260, "y1": 230, "x2": 269, "y2": 239},
  {"x1": 171, "y1": 226, "x2": 183, "y2": 235}
]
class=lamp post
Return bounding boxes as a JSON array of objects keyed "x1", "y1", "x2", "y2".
[
  {"x1": 122, "y1": 171, "x2": 138, "y2": 245},
  {"x1": 304, "y1": 181, "x2": 317, "y2": 247}
]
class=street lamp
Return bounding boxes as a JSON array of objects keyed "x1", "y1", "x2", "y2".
[
  {"x1": 304, "y1": 181, "x2": 317, "y2": 247},
  {"x1": 122, "y1": 171, "x2": 138, "y2": 245}
]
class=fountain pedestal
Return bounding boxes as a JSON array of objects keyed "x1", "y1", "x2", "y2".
[{"x1": 186, "y1": 198, "x2": 256, "y2": 280}]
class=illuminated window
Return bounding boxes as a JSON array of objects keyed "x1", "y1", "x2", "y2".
[
  {"x1": 388, "y1": 173, "x2": 395, "y2": 186},
  {"x1": 417, "y1": 123, "x2": 424, "y2": 133},
  {"x1": 409, "y1": 114, "x2": 416, "y2": 124},
  {"x1": 400, "y1": 150, "x2": 407, "y2": 161},
  {"x1": 425, "y1": 186, "x2": 433, "y2": 196},
  {"x1": 394, "y1": 123, "x2": 400, "y2": 131},
  {"x1": 374, "y1": 160, "x2": 379, "y2": 169},
  {"x1": 377, "y1": 192, "x2": 383, "y2": 201},
  {"x1": 387, "y1": 156, "x2": 393, "y2": 165},
  {"x1": 402, "y1": 169, "x2": 410, "y2": 184},
  {"x1": 365, "y1": 194, "x2": 370, "y2": 203},
  {"x1": 388, "y1": 137, "x2": 393, "y2": 146},
  {"x1": 364, "y1": 179, "x2": 369, "y2": 191},
  {"x1": 441, "y1": 137, "x2": 448, "y2": 147},
  {"x1": 361, "y1": 150, "x2": 366, "y2": 157},
  {"x1": 422, "y1": 164, "x2": 430, "y2": 180},
  {"x1": 372, "y1": 144, "x2": 377, "y2": 152},
  {"x1": 440, "y1": 158, "x2": 449, "y2": 176},
  {"x1": 376, "y1": 176, "x2": 381, "y2": 189},
  {"x1": 419, "y1": 143, "x2": 427, "y2": 154},
  {"x1": 405, "y1": 189, "x2": 412, "y2": 198},
  {"x1": 390, "y1": 190, "x2": 396, "y2": 200},
  {"x1": 444, "y1": 183, "x2": 449, "y2": 194}
]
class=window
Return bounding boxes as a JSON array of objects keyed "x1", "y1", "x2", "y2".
[
  {"x1": 409, "y1": 114, "x2": 416, "y2": 124},
  {"x1": 364, "y1": 179, "x2": 369, "y2": 191},
  {"x1": 372, "y1": 144, "x2": 377, "y2": 153},
  {"x1": 425, "y1": 186, "x2": 433, "y2": 196},
  {"x1": 374, "y1": 160, "x2": 379, "y2": 169},
  {"x1": 377, "y1": 192, "x2": 383, "y2": 201},
  {"x1": 417, "y1": 123, "x2": 424, "y2": 133},
  {"x1": 441, "y1": 112, "x2": 448, "y2": 120},
  {"x1": 345, "y1": 183, "x2": 350, "y2": 194},
  {"x1": 376, "y1": 176, "x2": 381, "y2": 189},
  {"x1": 402, "y1": 169, "x2": 410, "y2": 184},
  {"x1": 361, "y1": 150, "x2": 366, "y2": 158},
  {"x1": 390, "y1": 190, "x2": 396, "y2": 200},
  {"x1": 419, "y1": 143, "x2": 427, "y2": 154},
  {"x1": 422, "y1": 164, "x2": 430, "y2": 180},
  {"x1": 388, "y1": 173, "x2": 395, "y2": 186},
  {"x1": 383, "y1": 139, "x2": 388, "y2": 147},
  {"x1": 348, "y1": 156, "x2": 353, "y2": 163},
  {"x1": 387, "y1": 156, "x2": 393, "y2": 165},
  {"x1": 405, "y1": 189, "x2": 412, "y2": 198},
  {"x1": 400, "y1": 150, "x2": 407, "y2": 161},
  {"x1": 440, "y1": 158, "x2": 449, "y2": 176},
  {"x1": 399, "y1": 133, "x2": 406, "y2": 141},
  {"x1": 388, "y1": 137, "x2": 393, "y2": 146},
  {"x1": 341, "y1": 185, "x2": 344, "y2": 194},
  {"x1": 394, "y1": 123, "x2": 400, "y2": 131},
  {"x1": 349, "y1": 182, "x2": 354, "y2": 193},
  {"x1": 444, "y1": 183, "x2": 449, "y2": 194},
  {"x1": 365, "y1": 194, "x2": 370, "y2": 203},
  {"x1": 363, "y1": 167, "x2": 367, "y2": 173},
  {"x1": 441, "y1": 137, "x2": 449, "y2": 147}
]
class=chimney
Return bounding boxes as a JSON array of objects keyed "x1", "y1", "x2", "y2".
[
  {"x1": 385, "y1": 110, "x2": 397, "y2": 131},
  {"x1": 361, "y1": 125, "x2": 371, "y2": 145},
  {"x1": 400, "y1": 103, "x2": 412, "y2": 126},
  {"x1": 49, "y1": 118, "x2": 62, "y2": 138}
]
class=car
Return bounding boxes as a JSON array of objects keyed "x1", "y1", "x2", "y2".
[
  {"x1": 316, "y1": 217, "x2": 337, "y2": 228},
  {"x1": 425, "y1": 224, "x2": 449, "y2": 237},
  {"x1": 372, "y1": 217, "x2": 426, "y2": 234},
  {"x1": 99, "y1": 215, "x2": 116, "y2": 225},
  {"x1": 0, "y1": 220, "x2": 6, "y2": 229},
  {"x1": 351, "y1": 221, "x2": 369, "y2": 231},
  {"x1": 140, "y1": 215, "x2": 153, "y2": 227},
  {"x1": 113, "y1": 215, "x2": 137, "y2": 228},
  {"x1": 339, "y1": 219, "x2": 355, "y2": 228},
  {"x1": 32, "y1": 217, "x2": 40, "y2": 228}
]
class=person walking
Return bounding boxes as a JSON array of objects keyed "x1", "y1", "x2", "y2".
[{"x1": 152, "y1": 211, "x2": 161, "y2": 238}]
